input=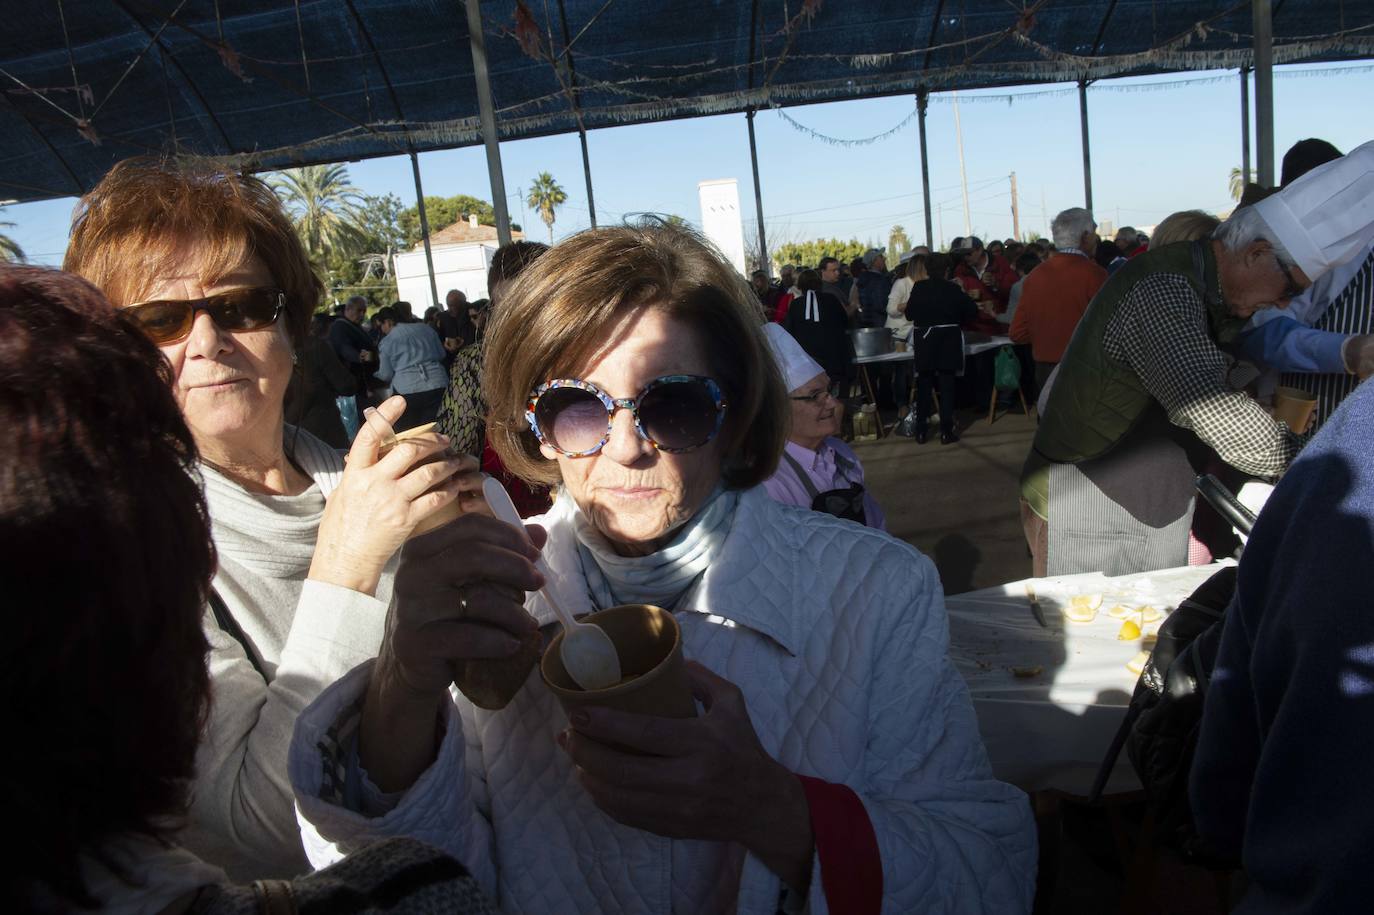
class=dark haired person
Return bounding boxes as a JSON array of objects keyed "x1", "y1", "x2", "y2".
[
  {"x1": 285, "y1": 312, "x2": 358, "y2": 448},
  {"x1": 63, "y1": 157, "x2": 481, "y2": 878},
  {"x1": 782, "y1": 267, "x2": 854, "y2": 397},
  {"x1": 0, "y1": 266, "x2": 495, "y2": 913},
  {"x1": 437, "y1": 239, "x2": 552, "y2": 516},
  {"x1": 375, "y1": 300, "x2": 450, "y2": 432},
  {"x1": 906, "y1": 252, "x2": 979, "y2": 444}
]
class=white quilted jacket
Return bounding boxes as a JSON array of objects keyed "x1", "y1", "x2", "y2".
[{"x1": 291, "y1": 487, "x2": 1036, "y2": 913}]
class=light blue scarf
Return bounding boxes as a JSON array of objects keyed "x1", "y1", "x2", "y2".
[{"x1": 574, "y1": 486, "x2": 739, "y2": 611}]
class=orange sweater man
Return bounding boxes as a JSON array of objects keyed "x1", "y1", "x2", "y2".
[{"x1": 1009, "y1": 209, "x2": 1108, "y2": 387}]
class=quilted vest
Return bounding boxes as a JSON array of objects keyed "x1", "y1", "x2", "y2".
[{"x1": 1032, "y1": 241, "x2": 1238, "y2": 468}]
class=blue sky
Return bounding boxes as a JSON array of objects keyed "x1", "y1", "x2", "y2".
[{"x1": 5, "y1": 62, "x2": 1372, "y2": 265}]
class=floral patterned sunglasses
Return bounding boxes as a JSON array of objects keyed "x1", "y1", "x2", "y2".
[{"x1": 526, "y1": 375, "x2": 728, "y2": 457}]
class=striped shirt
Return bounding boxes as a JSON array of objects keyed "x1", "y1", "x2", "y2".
[{"x1": 1280, "y1": 248, "x2": 1374, "y2": 435}]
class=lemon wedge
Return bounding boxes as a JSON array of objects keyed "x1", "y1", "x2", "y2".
[
  {"x1": 1062, "y1": 602, "x2": 1098, "y2": 623},
  {"x1": 1072, "y1": 593, "x2": 1103, "y2": 611},
  {"x1": 1107, "y1": 604, "x2": 1133, "y2": 619},
  {"x1": 1126, "y1": 650, "x2": 1151, "y2": 675},
  {"x1": 1117, "y1": 619, "x2": 1142, "y2": 640},
  {"x1": 1139, "y1": 606, "x2": 1164, "y2": 623}
]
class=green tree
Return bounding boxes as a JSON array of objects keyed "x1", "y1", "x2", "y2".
[
  {"x1": 527, "y1": 172, "x2": 568, "y2": 243},
  {"x1": 0, "y1": 210, "x2": 23, "y2": 263},
  {"x1": 774, "y1": 238, "x2": 869, "y2": 271},
  {"x1": 399, "y1": 194, "x2": 501, "y2": 247},
  {"x1": 320, "y1": 193, "x2": 408, "y2": 311},
  {"x1": 269, "y1": 164, "x2": 367, "y2": 262},
  {"x1": 887, "y1": 224, "x2": 910, "y2": 265},
  {"x1": 1229, "y1": 166, "x2": 1256, "y2": 202}
]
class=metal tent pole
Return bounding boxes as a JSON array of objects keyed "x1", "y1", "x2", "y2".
[
  {"x1": 464, "y1": 0, "x2": 512, "y2": 245},
  {"x1": 556, "y1": 0, "x2": 596, "y2": 227},
  {"x1": 1078, "y1": 79, "x2": 1094, "y2": 210},
  {"x1": 410, "y1": 150, "x2": 440, "y2": 309},
  {"x1": 746, "y1": 109, "x2": 769, "y2": 277},
  {"x1": 578, "y1": 132, "x2": 596, "y2": 228},
  {"x1": 1240, "y1": 66, "x2": 1252, "y2": 188},
  {"x1": 917, "y1": 90, "x2": 933, "y2": 249},
  {"x1": 1252, "y1": 0, "x2": 1275, "y2": 187}
]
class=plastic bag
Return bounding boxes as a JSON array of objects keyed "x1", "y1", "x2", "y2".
[
  {"x1": 994, "y1": 345, "x2": 1022, "y2": 391},
  {"x1": 336, "y1": 395, "x2": 361, "y2": 441},
  {"x1": 894, "y1": 409, "x2": 917, "y2": 438}
]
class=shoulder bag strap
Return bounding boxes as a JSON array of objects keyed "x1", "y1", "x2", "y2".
[
  {"x1": 780, "y1": 450, "x2": 822, "y2": 500},
  {"x1": 209, "y1": 588, "x2": 268, "y2": 682}
]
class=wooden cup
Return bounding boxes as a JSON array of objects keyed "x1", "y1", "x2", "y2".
[
  {"x1": 1272, "y1": 386, "x2": 1318, "y2": 433},
  {"x1": 541, "y1": 604, "x2": 697, "y2": 719}
]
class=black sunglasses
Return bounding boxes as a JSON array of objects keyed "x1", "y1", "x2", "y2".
[{"x1": 124, "y1": 287, "x2": 284, "y2": 345}]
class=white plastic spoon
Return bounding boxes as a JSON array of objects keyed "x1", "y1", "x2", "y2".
[{"x1": 481, "y1": 477, "x2": 623, "y2": 690}]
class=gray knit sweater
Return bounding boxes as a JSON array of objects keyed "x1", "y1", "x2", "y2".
[{"x1": 181, "y1": 427, "x2": 395, "y2": 881}]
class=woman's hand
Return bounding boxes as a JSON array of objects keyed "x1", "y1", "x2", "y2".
[
  {"x1": 309, "y1": 395, "x2": 482, "y2": 596},
  {"x1": 384, "y1": 514, "x2": 546, "y2": 694},
  {"x1": 361, "y1": 514, "x2": 546, "y2": 791},
  {"x1": 558, "y1": 661, "x2": 815, "y2": 892}
]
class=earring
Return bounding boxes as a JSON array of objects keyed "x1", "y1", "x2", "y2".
[{"x1": 292, "y1": 350, "x2": 299, "y2": 366}]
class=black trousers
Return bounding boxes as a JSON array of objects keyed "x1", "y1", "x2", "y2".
[
  {"x1": 916, "y1": 370, "x2": 958, "y2": 435},
  {"x1": 393, "y1": 387, "x2": 445, "y2": 432}
]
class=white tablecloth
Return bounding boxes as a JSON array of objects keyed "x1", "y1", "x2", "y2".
[{"x1": 945, "y1": 561, "x2": 1234, "y2": 795}]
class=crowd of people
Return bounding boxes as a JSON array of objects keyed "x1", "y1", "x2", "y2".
[{"x1": 4, "y1": 134, "x2": 1374, "y2": 913}]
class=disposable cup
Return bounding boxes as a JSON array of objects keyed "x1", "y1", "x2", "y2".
[
  {"x1": 1273, "y1": 386, "x2": 1318, "y2": 433},
  {"x1": 541, "y1": 604, "x2": 697, "y2": 719},
  {"x1": 375, "y1": 422, "x2": 465, "y2": 537}
]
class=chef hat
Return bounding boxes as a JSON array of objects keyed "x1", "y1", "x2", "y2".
[
  {"x1": 1254, "y1": 139, "x2": 1374, "y2": 281},
  {"x1": 761, "y1": 323, "x2": 824, "y2": 393}
]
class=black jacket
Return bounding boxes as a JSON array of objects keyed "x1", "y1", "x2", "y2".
[
  {"x1": 782, "y1": 290, "x2": 854, "y2": 385},
  {"x1": 906, "y1": 279, "x2": 977, "y2": 373}
]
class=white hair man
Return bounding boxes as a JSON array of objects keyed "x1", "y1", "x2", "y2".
[
  {"x1": 1020, "y1": 180, "x2": 1343, "y2": 577},
  {"x1": 1009, "y1": 207, "x2": 1107, "y2": 390},
  {"x1": 1115, "y1": 226, "x2": 1145, "y2": 257}
]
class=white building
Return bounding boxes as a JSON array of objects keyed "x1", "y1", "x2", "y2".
[
  {"x1": 697, "y1": 178, "x2": 747, "y2": 275},
  {"x1": 392, "y1": 215, "x2": 525, "y2": 310}
]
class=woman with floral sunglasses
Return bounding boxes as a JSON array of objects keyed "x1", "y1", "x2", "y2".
[{"x1": 293, "y1": 223, "x2": 1036, "y2": 913}]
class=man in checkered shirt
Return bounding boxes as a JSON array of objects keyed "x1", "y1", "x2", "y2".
[{"x1": 1021, "y1": 206, "x2": 1317, "y2": 577}]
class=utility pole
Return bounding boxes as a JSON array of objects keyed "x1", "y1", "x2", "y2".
[
  {"x1": 937, "y1": 202, "x2": 945, "y2": 248},
  {"x1": 1009, "y1": 171, "x2": 1020, "y2": 241},
  {"x1": 952, "y1": 91, "x2": 971, "y2": 236},
  {"x1": 1040, "y1": 187, "x2": 1047, "y2": 240}
]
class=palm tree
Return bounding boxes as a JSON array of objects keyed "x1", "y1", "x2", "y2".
[
  {"x1": 269, "y1": 164, "x2": 367, "y2": 261},
  {"x1": 0, "y1": 210, "x2": 24, "y2": 263},
  {"x1": 527, "y1": 172, "x2": 567, "y2": 243},
  {"x1": 1229, "y1": 166, "x2": 1256, "y2": 202}
]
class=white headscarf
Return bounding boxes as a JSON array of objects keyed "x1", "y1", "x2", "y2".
[{"x1": 761, "y1": 323, "x2": 824, "y2": 392}]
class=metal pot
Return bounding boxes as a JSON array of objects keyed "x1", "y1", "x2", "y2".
[{"x1": 851, "y1": 327, "x2": 893, "y2": 358}]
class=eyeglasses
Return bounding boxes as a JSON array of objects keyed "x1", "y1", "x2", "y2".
[
  {"x1": 526, "y1": 375, "x2": 728, "y2": 457},
  {"x1": 790, "y1": 381, "x2": 841, "y2": 404},
  {"x1": 1272, "y1": 253, "x2": 1305, "y2": 302},
  {"x1": 124, "y1": 287, "x2": 284, "y2": 345}
]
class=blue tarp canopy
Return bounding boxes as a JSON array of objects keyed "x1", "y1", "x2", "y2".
[{"x1": 4, "y1": 0, "x2": 1373, "y2": 203}]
